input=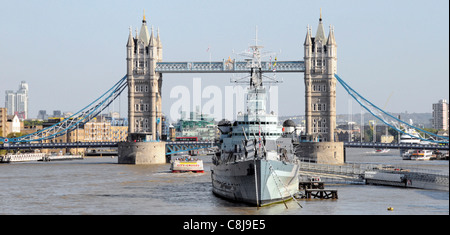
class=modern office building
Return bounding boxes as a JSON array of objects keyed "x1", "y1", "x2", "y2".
[{"x1": 5, "y1": 81, "x2": 29, "y2": 120}]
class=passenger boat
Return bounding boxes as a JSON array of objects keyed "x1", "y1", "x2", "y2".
[
  {"x1": 410, "y1": 150, "x2": 433, "y2": 161},
  {"x1": 170, "y1": 155, "x2": 204, "y2": 173},
  {"x1": 210, "y1": 38, "x2": 299, "y2": 207}
]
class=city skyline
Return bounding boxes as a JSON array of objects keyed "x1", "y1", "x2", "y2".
[{"x1": 0, "y1": 0, "x2": 448, "y2": 121}]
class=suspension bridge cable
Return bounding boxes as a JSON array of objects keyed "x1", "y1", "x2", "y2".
[
  {"x1": 337, "y1": 76, "x2": 446, "y2": 143},
  {"x1": 335, "y1": 74, "x2": 448, "y2": 144},
  {"x1": 1, "y1": 75, "x2": 127, "y2": 143}
]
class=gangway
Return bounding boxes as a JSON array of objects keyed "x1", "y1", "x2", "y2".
[{"x1": 298, "y1": 159, "x2": 449, "y2": 191}]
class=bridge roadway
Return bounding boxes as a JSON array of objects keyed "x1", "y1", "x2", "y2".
[
  {"x1": 1, "y1": 141, "x2": 447, "y2": 151},
  {"x1": 343, "y1": 141, "x2": 449, "y2": 151},
  {"x1": 0, "y1": 141, "x2": 216, "y2": 155}
]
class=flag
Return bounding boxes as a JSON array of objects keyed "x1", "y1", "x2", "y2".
[
  {"x1": 259, "y1": 124, "x2": 261, "y2": 150},
  {"x1": 269, "y1": 56, "x2": 272, "y2": 69},
  {"x1": 206, "y1": 46, "x2": 210, "y2": 52},
  {"x1": 273, "y1": 57, "x2": 277, "y2": 72}
]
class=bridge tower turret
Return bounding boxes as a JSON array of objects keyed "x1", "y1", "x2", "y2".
[{"x1": 126, "y1": 26, "x2": 135, "y2": 135}]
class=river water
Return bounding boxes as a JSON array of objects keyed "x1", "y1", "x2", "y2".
[{"x1": 0, "y1": 148, "x2": 448, "y2": 215}]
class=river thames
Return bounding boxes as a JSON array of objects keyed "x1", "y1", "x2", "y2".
[{"x1": 0, "y1": 148, "x2": 448, "y2": 215}]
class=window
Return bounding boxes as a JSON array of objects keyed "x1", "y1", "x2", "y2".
[{"x1": 316, "y1": 59, "x2": 322, "y2": 66}]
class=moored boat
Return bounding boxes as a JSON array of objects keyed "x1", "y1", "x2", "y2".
[{"x1": 399, "y1": 127, "x2": 423, "y2": 160}]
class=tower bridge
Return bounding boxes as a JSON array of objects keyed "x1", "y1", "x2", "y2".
[
  {"x1": 118, "y1": 12, "x2": 343, "y2": 164},
  {"x1": 1, "y1": 12, "x2": 447, "y2": 164},
  {"x1": 125, "y1": 12, "x2": 338, "y2": 139}
]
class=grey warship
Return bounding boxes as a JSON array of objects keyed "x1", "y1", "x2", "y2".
[{"x1": 211, "y1": 37, "x2": 299, "y2": 207}]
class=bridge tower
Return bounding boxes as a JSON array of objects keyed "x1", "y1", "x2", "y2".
[
  {"x1": 126, "y1": 13, "x2": 163, "y2": 141},
  {"x1": 119, "y1": 13, "x2": 166, "y2": 165},
  {"x1": 304, "y1": 12, "x2": 337, "y2": 142},
  {"x1": 299, "y1": 12, "x2": 344, "y2": 164}
]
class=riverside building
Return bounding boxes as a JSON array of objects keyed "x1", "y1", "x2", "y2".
[{"x1": 432, "y1": 99, "x2": 449, "y2": 131}]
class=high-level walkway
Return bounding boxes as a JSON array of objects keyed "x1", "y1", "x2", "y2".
[{"x1": 155, "y1": 61, "x2": 304, "y2": 73}]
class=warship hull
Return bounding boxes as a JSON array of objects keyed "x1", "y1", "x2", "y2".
[{"x1": 211, "y1": 159, "x2": 299, "y2": 206}]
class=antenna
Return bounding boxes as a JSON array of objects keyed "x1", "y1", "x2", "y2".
[
  {"x1": 255, "y1": 25, "x2": 259, "y2": 46},
  {"x1": 230, "y1": 27, "x2": 281, "y2": 86}
]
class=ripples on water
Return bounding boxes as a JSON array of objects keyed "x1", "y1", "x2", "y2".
[{"x1": 0, "y1": 149, "x2": 448, "y2": 215}]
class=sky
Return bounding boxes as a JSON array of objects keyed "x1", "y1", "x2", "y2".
[{"x1": 0, "y1": 0, "x2": 448, "y2": 122}]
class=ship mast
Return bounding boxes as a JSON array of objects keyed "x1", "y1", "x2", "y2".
[{"x1": 232, "y1": 26, "x2": 280, "y2": 88}]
